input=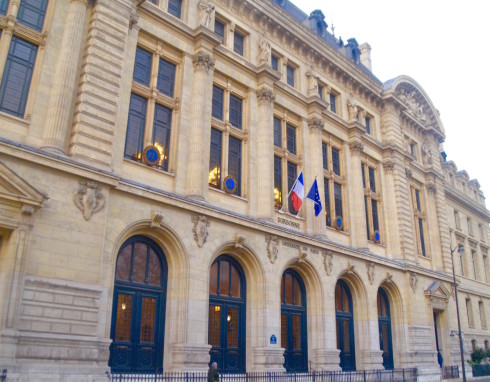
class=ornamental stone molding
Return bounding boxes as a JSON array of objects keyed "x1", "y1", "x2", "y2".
[
  {"x1": 192, "y1": 51, "x2": 215, "y2": 73},
  {"x1": 198, "y1": 0, "x2": 215, "y2": 28},
  {"x1": 426, "y1": 183, "x2": 437, "y2": 193},
  {"x1": 384, "y1": 272, "x2": 393, "y2": 284},
  {"x1": 192, "y1": 215, "x2": 210, "y2": 248},
  {"x1": 265, "y1": 235, "x2": 279, "y2": 264},
  {"x1": 349, "y1": 141, "x2": 363, "y2": 154},
  {"x1": 256, "y1": 88, "x2": 276, "y2": 104},
  {"x1": 73, "y1": 180, "x2": 105, "y2": 221},
  {"x1": 366, "y1": 261, "x2": 375, "y2": 285},
  {"x1": 345, "y1": 260, "x2": 355, "y2": 275},
  {"x1": 298, "y1": 248, "x2": 307, "y2": 263},
  {"x1": 234, "y1": 233, "x2": 245, "y2": 248},
  {"x1": 323, "y1": 250, "x2": 333, "y2": 276},
  {"x1": 396, "y1": 88, "x2": 430, "y2": 125},
  {"x1": 409, "y1": 272, "x2": 417, "y2": 293},
  {"x1": 308, "y1": 116, "x2": 324, "y2": 132},
  {"x1": 405, "y1": 168, "x2": 413, "y2": 178}
]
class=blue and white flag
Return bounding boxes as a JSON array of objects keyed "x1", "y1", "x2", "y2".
[{"x1": 306, "y1": 179, "x2": 322, "y2": 217}]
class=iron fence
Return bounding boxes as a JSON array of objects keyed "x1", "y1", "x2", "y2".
[
  {"x1": 108, "y1": 369, "x2": 417, "y2": 382},
  {"x1": 472, "y1": 364, "x2": 490, "y2": 377},
  {"x1": 1, "y1": 369, "x2": 6, "y2": 382},
  {"x1": 441, "y1": 366, "x2": 459, "y2": 379}
]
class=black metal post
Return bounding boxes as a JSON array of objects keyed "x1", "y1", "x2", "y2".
[{"x1": 450, "y1": 245, "x2": 467, "y2": 382}]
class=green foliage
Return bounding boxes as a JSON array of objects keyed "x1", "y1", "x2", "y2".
[{"x1": 468, "y1": 347, "x2": 490, "y2": 366}]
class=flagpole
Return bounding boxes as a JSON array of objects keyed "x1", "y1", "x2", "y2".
[{"x1": 280, "y1": 166, "x2": 304, "y2": 213}]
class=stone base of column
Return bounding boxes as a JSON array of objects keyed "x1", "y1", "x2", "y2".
[
  {"x1": 40, "y1": 144, "x2": 67, "y2": 156},
  {"x1": 359, "y1": 349, "x2": 384, "y2": 370},
  {"x1": 170, "y1": 343, "x2": 212, "y2": 372},
  {"x1": 311, "y1": 348, "x2": 341, "y2": 371},
  {"x1": 252, "y1": 347, "x2": 285, "y2": 372},
  {"x1": 401, "y1": 350, "x2": 441, "y2": 382}
]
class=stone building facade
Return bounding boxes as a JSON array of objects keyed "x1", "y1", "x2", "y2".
[{"x1": 0, "y1": 0, "x2": 489, "y2": 380}]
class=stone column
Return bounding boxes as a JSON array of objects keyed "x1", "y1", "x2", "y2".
[
  {"x1": 255, "y1": 87, "x2": 275, "y2": 221},
  {"x1": 382, "y1": 160, "x2": 402, "y2": 259},
  {"x1": 307, "y1": 116, "x2": 326, "y2": 238},
  {"x1": 348, "y1": 139, "x2": 368, "y2": 249},
  {"x1": 185, "y1": 51, "x2": 215, "y2": 200},
  {"x1": 42, "y1": 0, "x2": 91, "y2": 153}
]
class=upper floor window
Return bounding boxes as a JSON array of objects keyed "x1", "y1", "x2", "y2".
[
  {"x1": 362, "y1": 163, "x2": 381, "y2": 242},
  {"x1": 332, "y1": 147, "x2": 340, "y2": 176},
  {"x1": 322, "y1": 142, "x2": 328, "y2": 170},
  {"x1": 124, "y1": 44, "x2": 178, "y2": 172},
  {"x1": 286, "y1": 64, "x2": 295, "y2": 87},
  {"x1": 212, "y1": 85, "x2": 224, "y2": 120},
  {"x1": 410, "y1": 143, "x2": 415, "y2": 157},
  {"x1": 454, "y1": 210, "x2": 461, "y2": 230},
  {"x1": 17, "y1": 0, "x2": 48, "y2": 31},
  {"x1": 229, "y1": 94, "x2": 242, "y2": 129},
  {"x1": 318, "y1": 84, "x2": 323, "y2": 100},
  {"x1": 323, "y1": 141, "x2": 344, "y2": 230},
  {"x1": 0, "y1": 0, "x2": 9, "y2": 15},
  {"x1": 0, "y1": 37, "x2": 38, "y2": 118},
  {"x1": 479, "y1": 224, "x2": 485, "y2": 242},
  {"x1": 467, "y1": 218, "x2": 474, "y2": 236},
  {"x1": 472, "y1": 250, "x2": 478, "y2": 280},
  {"x1": 412, "y1": 187, "x2": 427, "y2": 257},
  {"x1": 483, "y1": 253, "x2": 489, "y2": 283},
  {"x1": 168, "y1": 0, "x2": 182, "y2": 18},
  {"x1": 214, "y1": 19, "x2": 225, "y2": 39},
  {"x1": 274, "y1": 114, "x2": 300, "y2": 214},
  {"x1": 233, "y1": 30, "x2": 244, "y2": 56},
  {"x1": 271, "y1": 54, "x2": 279, "y2": 71},
  {"x1": 329, "y1": 92, "x2": 337, "y2": 114},
  {"x1": 479, "y1": 301, "x2": 487, "y2": 329},
  {"x1": 466, "y1": 298, "x2": 475, "y2": 327},
  {"x1": 365, "y1": 116, "x2": 371, "y2": 135}
]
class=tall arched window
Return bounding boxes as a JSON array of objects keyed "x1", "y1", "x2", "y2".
[
  {"x1": 378, "y1": 289, "x2": 394, "y2": 369},
  {"x1": 281, "y1": 269, "x2": 308, "y2": 372},
  {"x1": 109, "y1": 236, "x2": 168, "y2": 373},
  {"x1": 209, "y1": 255, "x2": 246, "y2": 373},
  {"x1": 336, "y1": 280, "x2": 355, "y2": 371}
]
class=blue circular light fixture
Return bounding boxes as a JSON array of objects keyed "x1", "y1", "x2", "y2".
[
  {"x1": 143, "y1": 145, "x2": 160, "y2": 166},
  {"x1": 224, "y1": 175, "x2": 237, "y2": 194}
]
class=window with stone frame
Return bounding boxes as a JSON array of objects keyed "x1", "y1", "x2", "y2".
[
  {"x1": 329, "y1": 89, "x2": 340, "y2": 114},
  {"x1": 124, "y1": 42, "x2": 180, "y2": 172},
  {"x1": 322, "y1": 137, "x2": 345, "y2": 230},
  {"x1": 479, "y1": 223, "x2": 486, "y2": 243},
  {"x1": 411, "y1": 186, "x2": 428, "y2": 257},
  {"x1": 273, "y1": 113, "x2": 301, "y2": 215},
  {"x1": 271, "y1": 52, "x2": 279, "y2": 71},
  {"x1": 483, "y1": 249, "x2": 489, "y2": 283},
  {"x1": 466, "y1": 298, "x2": 475, "y2": 328},
  {"x1": 209, "y1": 79, "x2": 247, "y2": 197},
  {"x1": 468, "y1": 217, "x2": 474, "y2": 236},
  {"x1": 167, "y1": 0, "x2": 182, "y2": 18},
  {"x1": 454, "y1": 210, "x2": 461, "y2": 230},
  {"x1": 472, "y1": 249, "x2": 478, "y2": 280},
  {"x1": 362, "y1": 161, "x2": 381, "y2": 242},
  {"x1": 214, "y1": 18, "x2": 225, "y2": 40},
  {"x1": 0, "y1": 0, "x2": 50, "y2": 119},
  {"x1": 479, "y1": 301, "x2": 487, "y2": 329},
  {"x1": 233, "y1": 29, "x2": 245, "y2": 56},
  {"x1": 364, "y1": 113, "x2": 374, "y2": 136},
  {"x1": 460, "y1": 245, "x2": 466, "y2": 277}
]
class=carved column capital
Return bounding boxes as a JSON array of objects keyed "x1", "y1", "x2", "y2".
[
  {"x1": 256, "y1": 87, "x2": 275, "y2": 105},
  {"x1": 308, "y1": 116, "x2": 324, "y2": 133},
  {"x1": 383, "y1": 160, "x2": 395, "y2": 173},
  {"x1": 192, "y1": 51, "x2": 215, "y2": 73},
  {"x1": 427, "y1": 183, "x2": 437, "y2": 193},
  {"x1": 349, "y1": 140, "x2": 363, "y2": 154}
]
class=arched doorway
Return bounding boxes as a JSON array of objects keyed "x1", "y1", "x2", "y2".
[
  {"x1": 209, "y1": 255, "x2": 246, "y2": 373},
  {"x1": 281, "y1": 269, "x2": 308, "y2": 372},
  {"x1": 378, "y1": 288, "x2": 394, "y2": 370},
  {"x1": 109, "y1": 236, "x2": 168, "y2": 373},
  {"x1": 336, "y1": 280, "x2": 355, "y2": 371}
]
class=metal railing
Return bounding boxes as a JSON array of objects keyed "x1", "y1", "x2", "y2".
[
  {"x1": 108, "y1": 369, "x2": 418, "y2": 382},
  {"x1": 441, "y1": 366, "x2": 459, "y2": 379},
  {"x1": 1, "y1": 369, "x2": 6, "y2": 382},
  {"x1": 472, "y1": 364, "x2": 490, "y2": 377}
]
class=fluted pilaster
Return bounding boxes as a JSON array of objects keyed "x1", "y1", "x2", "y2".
[
  {"x1": 185, "y1": 51, "x2": 215, "y2": 199},
  {"x1": 42, "y1": 0, "x2": 91, "y2": 153},
  {"x1": 349, "y1": 139, "x2": 368, "y2": 249},
  {"x1": 307, "y1": 116, "x2": 325, "y2": 237}
]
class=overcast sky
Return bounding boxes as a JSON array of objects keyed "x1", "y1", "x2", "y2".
[{"x1": 289, "y1": 0, "x2": 490, "y2": 202}]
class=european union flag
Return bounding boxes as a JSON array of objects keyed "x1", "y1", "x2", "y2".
[{"x1": 306, "y1": 179, "x2": 322, "y2": 217}]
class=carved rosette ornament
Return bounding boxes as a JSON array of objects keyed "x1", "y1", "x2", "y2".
[
  {"x1": 256, "y1": 88, "x2": 276, "y2": 105},
  {"x1": 192, "y1": 51, "x2": 215, "y2": 73},
  {"x1": 265, "y1": 235, "x2": 279, "y2": 264},
  {"x1": 366, "y1": 261, "x2": 375, "y2": 285},
  {"x1": 323, "y1": 250, "x2": 333, "y2": 276},
  {"x1": 308, "y1": 116, "x2": 324, "y2": 133},
  {"x1": 409, "y1": 272, "x2": 417, "y2": 293},
  {"x1": 192, "y1": 215, "x2": 210, "y2": 248},
  {"x1": 73, "y1": 180, "x2": 105, "y2": 221}
]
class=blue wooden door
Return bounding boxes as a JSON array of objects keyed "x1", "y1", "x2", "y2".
[
  {"x1": 209, "y1": 256, "x2": 246, "y2": 373},
  {"x1": 378, "y1": 289, "x2": 394, "y2": 370},
  {"x1": 336, "y1": 280, "x2": 355, "y2": 371},
  {"x1": 281, "y1": 270, "x2": 307, "y2": 373},
  {"x1": 109, "y1": 236, "x2": 167, "y2": 373}
]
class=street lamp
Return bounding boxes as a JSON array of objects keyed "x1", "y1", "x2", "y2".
[{"x1": 450, "y1": 243, "x2": 466, "y2": 382}]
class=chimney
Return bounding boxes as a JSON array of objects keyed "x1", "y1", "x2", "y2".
[{"x1": 359, "y1": 43, "x2": 372, "y2": 71}]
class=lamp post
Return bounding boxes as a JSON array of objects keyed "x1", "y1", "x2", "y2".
[{"x1": 450, "y1": 243, "x2": 466, "y2": 382}]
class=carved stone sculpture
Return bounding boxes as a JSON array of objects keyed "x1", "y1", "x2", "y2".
[
  {"x1": 198, "y1": 0, "x2": 215, "y2": 28},
  {"x1": 256, "y1": 88, "x2": 275, "y2": 104},
  {"x1": 347, "y1": 93, "x2": 359, "y2": 122},
  {"x1": 323, "y1": 250, "x2": 333, "y2": 276},
  {"x1": 306, "y1": 69, "x2": 319, "y2": 97},
  {"x1": 346, "y1": 260, "x2": 355, "y2": 274},
  {"x1": 308, "y1": 116, "x2": 324, "y2": 132},
  {"x1": 298, "y1": 249, "x2": 307, "y2": 263},
  {"x1": 366, "y1": 261, "x2": 375, "y2": 285},
  {"x1": 409, "y1": 272, "x2": 417, "y2": 293},
  {"x1": 151, "y1": 210, "x2": 164, "y2": 228},
  {"x1": 192, "y1": 215, "x2": 210, "y2": 247},
  {"x1": 265, "y1": 235, "x2": 279, "y2": 264},
  {"x1": 192, "y1": 51, "x2": 215, "y2": 73},
  {"x1": 73, "y1": 180, "x2": 105, "y2": 221},
  {"x1": 385, "y1": 272, "x2": 393, "y2": 284},
  {"x1": 234, "y1": 233, "x2": 245, "y2": 248},
  {"x1": 258, "y1": 36, "x2": 271, "y2": 65}
]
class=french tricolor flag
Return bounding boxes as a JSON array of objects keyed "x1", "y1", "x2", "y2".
[{"x1": 290, "y1": 171, "x2": 304, "y2": 212}]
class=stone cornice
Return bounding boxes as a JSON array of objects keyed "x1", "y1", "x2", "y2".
[{"x1": 445, "y1": 186, "x2": 490, "y2": 221}]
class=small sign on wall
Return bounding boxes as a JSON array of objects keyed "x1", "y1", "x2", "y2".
[{"x1": 270, "y1": 334, "x2": 277, "y2": 345}]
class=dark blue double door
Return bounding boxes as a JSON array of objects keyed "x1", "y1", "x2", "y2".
[
  {"x1": 209, "y1": 300, "x2": 245, "y2": 373},
  {"x1": 110, "y1": 288, "x2": 165, "y2": 372},
  {"x1": 281, "y1": 308, "x2": 307, "y2": 372}
]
